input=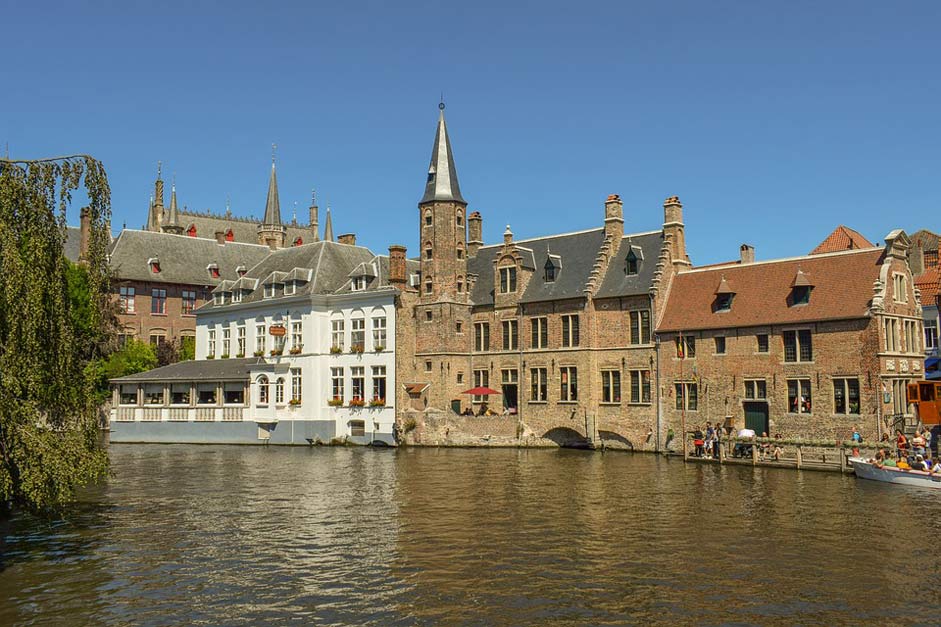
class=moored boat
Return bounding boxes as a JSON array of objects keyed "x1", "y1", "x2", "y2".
[{"x1": 849, "y1": 457, "x2": 941, "y2": 489}]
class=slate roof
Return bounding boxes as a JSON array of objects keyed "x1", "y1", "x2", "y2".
[
  {"x1": 111, "y1": 357, "x2": 264, "y2": 383},
  {"x1": 261, "y1": 163, "x2": 282, "y2": 226},
  {"x1": 467, "y1": 228, "x2": 662, "y2": 306},
  {"x1": 594, "y1": 231, "x2": 664, "y2": 299},
  {"x1": 176, "y1": 212, "x2": 315, "y2": 245},
  {"x1": 915, "y1": 267, "x2": 940, "y2": 306},
  {"x1": 912, "y1": 229, "x2": 939, "y2": 253},
  {"x1": 64, "y1": 226, "x2": 82, "y2": 262},
  {"x1": 810, "y1": 225, "x2": 876, "y2": 255},
  {"x1": 658, "y1": 248, "x2": 885, "y2": 332},
  {"x1": 109, "y1": 229, "x2": 270, "y2": 286},
  {"x1": 420, "y1": 107, "x2": 465, "y2": 204}
]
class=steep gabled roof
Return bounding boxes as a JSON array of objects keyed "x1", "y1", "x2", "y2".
[
  {"x1": 109, "y1": 230, "x2": 270, "y2": 286},
  {"x1": 420, "y1": 106, "x2": 465, "y2": 204},
  {"x1": 810, "y1": 225, "x2": 876, "y2": 255},
  {"x1": 658, "y1": 248, "x2": 885, "y2": 332},
  {"x1": 915, "y1": 267, "x2": 940, "y2": 306},
  {"x1": 594, "y1": 231, "x2": 663, "y2": 300},
  {"x1": 110, "y1": 357, "x2": 265, "y2": 382}
]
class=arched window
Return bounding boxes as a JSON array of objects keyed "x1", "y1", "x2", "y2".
[
  {"x1": 457, "y1": 276, "x2": 464, "y2": 293},
  {"x1": 225, "y1": 229, "x2": 234, "y2": 242},
  {"x1": 456, "y1": 243, "x2": 464, "y2": 260},
  {"x1": 424, "y1": 209, "x2": 432, "y2": 226},
  {"x1": 186, "y1": 224, "x2": 197, "y2": 238},
  {"x1": 275, "y1": 378, "x2": 285, "y2": 404},
  {"x1": 456, "y1": 209, "x2": 464, "y2": 226},
  {"x1": 626, "y1": 249, "x2": 639, "y2": 275},
  {"x1": 424, "y1": 241, "x2": 433, "y2": 260},
  {"x1": 425, "y1": 278, "x2": 433, "y2": 295},
  {"x1": 257, "y1": 375, "x2": 269, "y2": 405}
]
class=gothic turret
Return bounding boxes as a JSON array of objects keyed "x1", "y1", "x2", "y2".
[
  {"x1": 162, "y1": 179, "x2": 184, "y2": 235},
  {"x1": 420, "y1": 103, "x2": 465, "y2": 204},
  {"x1": 257, "y1": 152, "x2": 286, "y2": 249},
  {"x1": 149, "y1": 161, "x2": 165, "y2": 232},
  {"x1": 323, "y1": 206, "x2": 334, "y2": 242}
]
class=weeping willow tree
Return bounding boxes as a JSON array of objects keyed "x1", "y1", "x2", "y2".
[{"x1": 0, "y1": 155, "x2": 112, "y2": 514}]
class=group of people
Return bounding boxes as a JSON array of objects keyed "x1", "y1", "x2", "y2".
[
  {"x1": 870, "y1": 426, "x2": 941, "y2": 472},
  {"x1": 690, "y1": 422, "x2": 722, "y2": 458}
]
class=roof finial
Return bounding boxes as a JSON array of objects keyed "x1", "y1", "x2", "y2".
[
  {"x1": 172, "y1": 171, "x2": 176, "y2": 190},
  {"x1": 271, "y1": 142, "x2": 277, "y2": 166},
  {"x1": 157, "y1": 160, "x2": 162, "y2": 180},
  {"x1": 311, "y1": 188, "x2": 316, "y2": 205},
  {"x1": 225, "y1": 194, "x2": 231, "y2": 215},
  {"x1": 439, "y1": 93, "x2": 445, "y2": 110},
  {"x1": 293, "y1": 201, "x2": 298, "y2": 223}
]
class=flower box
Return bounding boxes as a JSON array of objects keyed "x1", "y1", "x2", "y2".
[
  {"x1": 270, "y1": 349, "x2": 283, "y2": 356},
  {"x1": 330, "y1": 346, "x2": 343, "y2": 355},
  {"x1": 373, "y1": 345, "x2": 385, "y2": 352},
  {"x1": 289, "y1": 347, "x2": 302, "y2": 355},
  {"x1": 350, "y1": 344, "x2": 365, "y2": 354},
  {"x1": 327, "y1": 398, "x2": 343, "y2": 407},
  {"x1": 220, "y1": 354, "x2": 230, "y2": 359},
  {"x1": 289, "y1": 398, "x2": 302, "y2": 407},
  {"x1": 206, "y1": 354, "x2": 215, "y2": 359},
  {"x1": 236, "y1": 353, "x2": 245, "y2": 358},
  {"x1": 349, "y1": 398, "x2": 365, "y2": 408},
  {"x1": 253, "y1": 350, "x2": 264, "y2": 357},
  {"x1": 369, "y1": 398, "x2": 386, "y2": 408}
]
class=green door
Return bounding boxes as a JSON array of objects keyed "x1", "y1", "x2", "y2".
[{"x1": 744, "y1": 402, "x2": 769, "y2": 435}]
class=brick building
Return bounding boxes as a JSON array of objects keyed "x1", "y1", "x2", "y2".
[
  {"x1": 394, "y1": 105, "x2": 690, "y2": 448},
  {"x1": 657, "y1": 231, "x2": 924, "y2": 443}
]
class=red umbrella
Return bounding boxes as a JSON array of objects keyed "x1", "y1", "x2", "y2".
[{"x1": 462, "y1": 386, "x2": 501, "y2": 396}]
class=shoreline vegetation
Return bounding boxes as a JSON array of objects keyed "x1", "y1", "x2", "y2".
[{"x1": 0, "y1": 156, "x2": 113, "y2": 516}]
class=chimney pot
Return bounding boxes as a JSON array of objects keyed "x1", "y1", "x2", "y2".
[
  {"x1": 389, "y1": 244, "x2": 407, "y2": 287},
  {"x1": 338, "y1": 233, "x2": 356, "y2": 246},
  {"x1": 740, "y1": 244, "x2": 755, "y2": 264},
  {"x1": 215, "y1": 231, "x2": 226, "y2": 245}
]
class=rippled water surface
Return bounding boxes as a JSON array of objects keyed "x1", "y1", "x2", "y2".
[{"x1": 2, "y1": 445, "x2": 940, "y2": 626}]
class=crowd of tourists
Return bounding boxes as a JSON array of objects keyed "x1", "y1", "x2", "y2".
[{"x1": 869, "y1": 426, "x2": 941, "y2": 472}]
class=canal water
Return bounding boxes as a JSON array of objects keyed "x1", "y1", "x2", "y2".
[{"x1": 2, "y1": 446, "x2": 940, "y2": 626}]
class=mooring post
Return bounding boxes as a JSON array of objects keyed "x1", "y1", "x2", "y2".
[
  {"x1": 796, "y1": 445, "x2": 803, "y2": 469},
  {"x1": 752, "y1": 440, "x2": 758, "y2": 466}
]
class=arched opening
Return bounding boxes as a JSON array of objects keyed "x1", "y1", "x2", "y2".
[
  {"x1": 256, "y1": 375, "x2": 269, "y2": 405},
  {"x1": 275, "y1": 377, "x2": 285, "y2": 404},
  {"x1": 542, "y1": 427, "x2": 590, "y2": 448},
  {"x1": 424, "y1": 209, "x2": 432, "y2": 226}
]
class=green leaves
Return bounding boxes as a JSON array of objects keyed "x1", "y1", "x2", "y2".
[{"x1": 0, "y1": 156, "x2": 112, "y2": 515}]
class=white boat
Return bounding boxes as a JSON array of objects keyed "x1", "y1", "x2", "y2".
[{"x1": 849, "y1": 457, "x2": 941, "y2": 489}]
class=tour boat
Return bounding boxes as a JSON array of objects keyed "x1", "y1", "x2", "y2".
[{"x1": 849, "y1": 457, "x2": 941, "y2": 489}]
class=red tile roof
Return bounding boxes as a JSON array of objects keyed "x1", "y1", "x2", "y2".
[
  {"x1": 915, "y1": 267, "x2": 940, "y2": 306},
  {"x1": 658, "y1": 248, "x2": 885, "y2": 332},
  {"x1": 810, "y1": 225, "x2": 876, "y2": 255}
]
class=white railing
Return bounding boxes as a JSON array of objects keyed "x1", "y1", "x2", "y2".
[{"x1": 110, "y1": 406, "x2": 247, "y2": 423}]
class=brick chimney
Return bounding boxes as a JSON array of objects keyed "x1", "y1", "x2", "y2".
[
  {"x1": 338, "y1": 233, "x2": 356, "y2": 246},
  {"x1": 79, "y1": 206, "x2": 91, "y2": 264},
  {"x1": 389, "y1": 245, "x2": 407, "y2": 288},
  {"x1": 467, "y1": 211, "x2": 483, "y2": 256},
  {"x1": 215, "y1": 230, "x2": 226, "y2": 245},
  {"x1": 663, "y1": 196, "x2": 690, "y2": 267},
  {"x1": 740, "y1": 244, "x2": 755, "y2": 264},
  {"x1": 604, "y1": 194, "x2": 624, "y2": 242}
]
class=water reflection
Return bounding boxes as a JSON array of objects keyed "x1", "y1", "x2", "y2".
[{"x1": 1, "y1": 446, "x2": 940, "y2": 625}]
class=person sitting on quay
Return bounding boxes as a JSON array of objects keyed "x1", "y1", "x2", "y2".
[
  {"x1": 692, "y1": 426, "x2": 705, "y2": 457},
  {"x1": 771, "y1": 434, "x2": 785, "y2": 461},
  {"x1": 476, "y1": 402, "x2": 488, "y2": 417},
  {"x1": 734, "y1": 427, "x2": 756, "y2": 457}
]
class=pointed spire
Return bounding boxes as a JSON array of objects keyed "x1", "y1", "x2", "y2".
[
  {"x1": 162, "y1": 179, "x2": 183, "y2": 234},
  {"x1": 263, "y1": 153, "x2": 282, "y2": 226},
  {"x1": 146, "y1": 196, "x2": 156, "y2": 231},
  {"x1": 420, "y1": 102, "x2": 465, "y2": 204},
  {"x1": 323, "y1": 206, "x2": 334, "y2": 242}
]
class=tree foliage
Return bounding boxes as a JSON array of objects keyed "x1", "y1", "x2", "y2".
[
  {"x1": 0, "y1": 155, "x2": 112, "y2": 514},
  {"x1": 97, "y1": 339, "x2": 157, "y2": 383}
]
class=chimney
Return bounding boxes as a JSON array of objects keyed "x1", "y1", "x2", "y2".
[
  {"x1": 467, "y1": 211, "x2": 483, "y2": 256},
  {"x1": 215, "y1": 230, "x2": 226, "y2": 245},
  {"x1": 604, "y1": 194, "x2": 624, "y2": 242},
  {"x1": 338, "y1": 233, "x2": 356, "y2": 246},
  {"x1": 309, "y1": 199, "x2": 319, "y2": 241},
  {"x1": 910, "y1": 243, "x2": 925, "y2": 276},
  {"x1": 79, "y1": 206, "x2": 91, "y2": 264},
  {"x1": 739, "y1": 244, "x2": 755, "y2": 264},
  {"x1": 389, "y1": 245, "x2": 407, "y2": 288},
  {"x1": 663, "y1": 196, "x2": 689, "y2": 267}
]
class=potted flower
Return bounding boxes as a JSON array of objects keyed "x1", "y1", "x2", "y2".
[
  {"x1": 288, "y1": 398, "x2": 302, "y2": 407},
  {"x1": 369, "y1": 398, "x2": 386, "y2": 408},
  {"x1": 253, "y1": 350, "x2": 264, "y2": 357},
  {"x1": 220, "y1": 353, "x2": 230, "y2": 359},
  {"x1": 350, "y1": 344, "x2": 365, "y2": 354},
  {"x1": 206, "y1": 354, "x2": 216, "y2": 359},
  {"x1": 327, "y1": 397, "x2": 343, "y2": 407},
  {"x1": 330, "y1": 345, "x2": 343, "y2": 354},
  {"x1": 289, "y1": 346, "x2": 302, "y2": 355},
  {"x1": 349, "y1": 397, "x2": 365, "y2": 408},
  {"x1": 236, "y1": 352, "x2": 245, "y2": 358},
  {"x1": 373, "y1": 344, "x2": 385, "y2": 352},
  {"x1": 270, "y1": 348, "x2": 283, "y2": 356}
]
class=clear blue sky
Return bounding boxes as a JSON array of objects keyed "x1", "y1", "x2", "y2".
[{"x1": 4, "y1": 1, "x2": 939, "y2": 264}]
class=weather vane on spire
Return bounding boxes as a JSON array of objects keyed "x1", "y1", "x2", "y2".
[
  {"x1": 157, "y1": 160, "x2": 162, "y2": 179},
  {"x1": 439, "y1": 92, "x2": 445, "y2": 110},
  {"x1": 271, "y1": 143, "x2": 277, "y2": 165},
  {"x1": 311, "y1": 188, "x2": 316, "y2": 205}
]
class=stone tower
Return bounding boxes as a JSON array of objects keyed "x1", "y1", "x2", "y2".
[
  {"x1": 415, "y1": 103, "x2": 473, "y2": 408},
  {"x1": 148, "y1": 162, "x2": 165, "y2": 232},
  {"x1": 257, "y1": 158, "x2": 286, "y2": 249}
]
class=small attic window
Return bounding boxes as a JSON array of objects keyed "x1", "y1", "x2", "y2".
[
  {"x1": 236, "y1": 266, "x2": 247, "y2": 277},
  {"x1": 716, "y1": 293, "x2": 733, "y2": 311},
  {"x1": 214, "y1": 293, "x2": 225, "y2": 305},
  {"x1": 351, "y1": 276, "x2": 366, "y2": 292},
  {"x1": 149, "y1": 258, "x2": 161, "y2": 274},
  {"x1": 545, "y1": 258, "x2": 557, "y2": 283},
  {"x1": 285, "y1": 281, "x2": 296, "y2": 296},
  {"x1": 186, "y1": 225, "x2": 197, "y2": 238},
  {"x1": 225, "y1": 229, "x2": 235, "y2": 242},
  {"x1": 626, "y1": 249, "x2": 639, "y2": 275},
  {"x1": 232, "y1": 290, "x2": 242, "y2": 303},
  {"x1": 264, "y1": 284, "x2": 275, "y2": 299},
  {"x1": 293, "y1": 237, "x2": 303, "y2": 247},
  {"x1": 207, "y1": 264, "x2": 220, "y2": 279},
  {"x1": 792, "y1": 286, "x2": 811, "y2": 306},
  {"x1": 424, "y1": 209, "x2": 432, "y2": 226}
]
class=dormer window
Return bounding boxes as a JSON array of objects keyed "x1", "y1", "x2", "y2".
[
  {"x1": 264, "y1": 284, "x2": 275, "y2": 299},
  {"x1": 499, "y1": 266, "x2": 517, "y2": 293},
  {"x1": 214, "y1": 293, "x2": 225, "y2": 305},
  {"x1": 626, "y1": 249, "x2": 639, "y2": 275},
  {"x1": 207, "y1": 264, "x2": 220, "y2": 279},
  {"x1": 232, "y1": 290, "x2": 242, "y2": 303},
  {"x1": 186, "y1": 225, "x2": 197, "y2": 237},
  {"x1": 790, "y1": 269, "x2": 813, "y2": 306},
  {"x1": 284, "y1": 281, "x2": 296, "y2": 296},
  {"x1": 714, "y1": 276, "x2": 734, "y2": 312},
  {"x1": 293, "y1": 237, "x2": 303, "y2": 247},
  {"x1": 236, "y1": 266, "x2": 246, "y2": 277},
  {"x1": 225, "y1": 229, "x2": 234, "y2": 242},
  {"x1": 545, "y1": 259, "x2": 556, "y2": 282},
  {"x1": 351, "y1": 276, "x2": 366, "y2": 292},
  {"x1": 148, "y1": 257, "x2": 161, "y2": 274}
]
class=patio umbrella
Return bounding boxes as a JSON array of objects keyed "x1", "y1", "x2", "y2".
[{"x1": 462, "y1": 386, "x2": 501, "y2": 396}]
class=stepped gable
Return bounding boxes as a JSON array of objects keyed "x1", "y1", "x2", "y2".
[
  {"x1": 108, "y1": 229, "x2": 269, "y2": 285},
  {"x1": 658, "y1": 248, "x2": 885, "y2": 332},
  {"x1": 467, "y1": 228, "x2": 606, "y2": 305},
  {"x1": 810, "y1": 225, "x2": 876, "y2": 255},
  {"x1": 593, "y1": 230, "x2": 663, "y2": 299}
]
